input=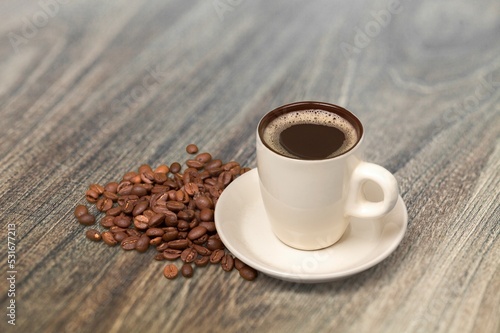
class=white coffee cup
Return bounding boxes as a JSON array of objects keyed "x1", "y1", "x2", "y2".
[{"x1": 256, "y1": 101, "x2": 399, "y2": 250}]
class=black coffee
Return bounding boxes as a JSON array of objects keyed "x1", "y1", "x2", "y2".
[
  {"x1": 261, "y1": 109, "x2": 358, "y2": 159},
  {"x1": 280, "y1": 123, "x2": 346, "y2": 159}
]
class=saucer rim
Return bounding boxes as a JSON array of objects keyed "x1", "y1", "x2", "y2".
[{"x1": 215, "y1": 169, "x2": 408, "y2": 283}]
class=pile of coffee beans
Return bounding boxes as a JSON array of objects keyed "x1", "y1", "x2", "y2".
[{"x1": 74, "y1": 144, "x2": 258, "y2": 281}]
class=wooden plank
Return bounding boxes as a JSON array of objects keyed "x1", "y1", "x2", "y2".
[{"x1": 0, "y1": 1, "x2": 498, "y2": 332}]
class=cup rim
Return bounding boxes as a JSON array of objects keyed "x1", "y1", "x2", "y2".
[{"x1": 257, "y1": 101, "x2": 364, "y2": 161}]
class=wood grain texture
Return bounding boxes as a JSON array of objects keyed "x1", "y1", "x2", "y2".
[{"x1": 0, "y1": 1, "x2": 499, "y2": 332}]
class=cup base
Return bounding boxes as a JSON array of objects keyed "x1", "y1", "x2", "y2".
[{"x1": 271, "y1": 226, "x2": 346, "y2": 251}]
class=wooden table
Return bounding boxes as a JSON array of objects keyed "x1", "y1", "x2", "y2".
[{"x1": 1, "y1": 1, "x2": 498, "y2": 332}]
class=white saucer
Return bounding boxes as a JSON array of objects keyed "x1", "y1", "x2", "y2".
[{"x1": 215, "y1": 169, "x2": 408, "y2": 283}]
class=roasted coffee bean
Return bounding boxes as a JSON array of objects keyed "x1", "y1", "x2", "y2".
[
  {"x1": 205, "y1": 159, "x2": 222, "y2": 170},
  {"x1": 102, "y1": 231, "x2": 117, "y2": 246},
  {"x1": 85, "y1": 189, "x2": 100, "y2": 203},
  {"x1": 177, "y1": 212, "x2": 191, "y2": 224},
  {"x1": 167, "y1": 239, "x2": 189, "y2": 250},
  {"x1": 181, "y1": 263, "x2": 194, "y2": 278},
  {"x1": 180, "y1": 248, "x2": 197, "y2": 263},
  {"x1": 103, "y1": 191, "x2": 119, "y2": 201},
  {"x1": 223, "y1": 161, "x2": 240, "y2": 171},
  {"x1": 162, "y1": 226, "x2": 177, "y2": 233},
  {"x1": 138, "y1": 164, "x2": 153, "y2": 174},
  {"x1": 194, "y1": 256, "x2": 210, "y2": 267},
  {"x1": 162, "y1": 178, "x2": 176, "y2": 189},
  {"x1": 188, "y1": 226, "x2": 207, "y2": 240},
  {"x1": 177, "y1": 220, "x2": 189, "y2": 231},
  {"x1": 114, "y1": 215, "x2": 132, "y2": 228},
  {"x1": 163, "y1": 263, "x2": 179, "y2": 279},
  {"x1": 192, "y1": 234, "x2": 208, "y2": 245},
  {"x1": 163, "y1": 212, "x2": 177, "y2": 227},
  {"x1": 106, "y1": 206, "x2": 122, "y2": 216},
  {"x1": 117, "y1": 196, "x2": 127, "y2": 207},
  {"x1": 174, "y1": 174, "x2": 184, "y2": 188},
  {"x1": 186, "y1": 144, "x2": 199, "y2": 154},
  {"x1": 156, "y1": 242, "x2": 169, "y2": 252},
  {"x1": 181, "y1": 209, "x2": 196, "y2": 221},
  {"x1": 140, "y1": 170, "x2": 155, "y2": 184},
  {"x1": 100, "y1": 215, "x2": 115, "y2": 228},
  {"x1": 162, "y1": 230, "x2": 179, "y2": 242},
  {"x1": 122, "y1": 171, "x2": 137, "y2": 182},
  {"x1": 190, "y1": 173, "x2": 203, "y2": 185},
  {"x1": 178, "y1": 231, "x2": 188, "y2": 239},
  {"x1": 130, "y1": 174, "x2": 142, "y2": 184},
  {"x1": 152, "y1": 205, "x2": 169, "y2": 215},
  {"x1": 229, "y1": 165, "x2": 241, "y2": 176},
  {"x1": 153, "y1": 172, "x2": 168, "y2": 183},
  {"x1": 150, "y1": 237, "x2": 163, "y2": 246},
  {"x1": 192, "y1": 244, "x2": 212, "y2": 256},
  {"x1": 165, "y1": 190, "x2": 176, "y2": 201},
  {"x1": 208, "y1": 187, "x2": 222, "y2": 199},
  {"x1": 126, "y1": 229, "x2": 142, "y2": 238},
  {"x1": 74, "y1": 205, "x2": 88, "y2": 218},
  {"x1": 184, "y1": 183, "x2": 199, "y2": 196},
  {"x1": 169, "y1": 162, "x2": 181, "y2": 174},
  {"x1": 121, "y1": 236, "x2": 139, "y2": 250},
  {"x1": 135, "y1": 235, "x2": 150, "y2": 253},
  {"x1": 143, "y1": 209, "x2": 155, "y2": 219},
  {"x1": 194, "y1": 209, "x2": 203, "y2": 222},
  {"x1": 221, "y1": 253, "x2": 234, "y2": 272},
  {"x1": 133, "y1": 215, "x2": 149, "y2": 230},
  {"x1": 190, "y1": 210, "x2": 199, "y2": 223},
  {"x1": 113, "y1": 232, "x2": 128, "y2": 243},
  {"x1": 188, "y1": 219, "x2": 199, "y2": 229},
  {"x1": 199, "y1": 222, "x2": 216, "y2": 233},
  {"x1": 186, "y1": 159, "x2": 204, "y2": 169},
  {"x1": 195, "y1": 152, "x2": 212, "y2": 163},
  {"x1": 85, "y1": 229, "x2": 101, "y2": 242},
  {"x1": 154, "y1": 164, "x2": 170, "y2": 174},
  {"x1": 198, "y1": 170, "x2": 210, "y2": 180},
  {"x1": 199, "y1": 208, "x2": 214, "y2": 222},
  {"x1": 110, "y1": 226, "x2": 127, "y2": 234},
  {"x1": 154, "y1": 253, "x2": 165, "y2": 261},
  {"x1": 146, "y1": 228, "x2": 164, "y2": 237},
  {"x1": 218, "y1": 171, "x2": 233, "y2": 188},
  {"x1": 204, "y1": 177, "x2": 217, "y2": 186},
  {"x1": 210, "y1": 249, "x2": 225, "y2": 264},
  {"x1": 89, "y1": 183, "x2": 105, "y2": 195},
  {"x1": 241, "y1": 167, "x2": 251, "y2": 174},
  {"x1": 166, "y1": 201, "x2": 185, "y2": 211},
  {"x1": 104, "y1": 182, "x2": 119, "y2": 193},
  {"x1": 187, "y1": 199, "x2": 197, "y2": 211},
  {"x1": 132, "y1": 200, "x2": 149, "y2": 216},
  {"x1": 144, "y1": 184, "x2": 155, "y2": 193},
  {"x1": 163, "y1": 249, "x2": 182, "y2": 260},
  {"x1": 239, "y1": 265, "x2": 258, "y2": 281},
  {"x1": 151, "y1": 185, "x2": 169, "y2": 194},
  {"x1": 175, "y1": 189, "x2": 189, "y2": 203},
  {"x1": 194, "y1": 195, "x2": 213, "y2": 209},
  {"x1": 117, "y1": 181, "x2": 133, "y2": 195},
  {"x1": 96, "y1": 197, "x2": 113, "y2": 212},
  {"x1": 78, "y1": 213, "x2": 96, "y2": 226},
  {"x1": 207, "y1": 167, "x2": 223, "y2": 176},
  {"x1": 122, "y1": 201, "x2": 136, "y2": 214},
  {"x1": 182, "y1": 172, "x2": 194, "y2": 186},
  {"x1": 131, "y1": 185, "x2": 148, "y2": 197},
  {"x1": 206, "y1": 238, "x2": 225, "y2": 251},
  {"x1": 234, "y1": 258, "x2": 245, "y2": 271}
]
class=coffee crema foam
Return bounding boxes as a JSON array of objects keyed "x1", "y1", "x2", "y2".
[{"x1": 262, "y1": 109, "x2": 358, "y2": 159}]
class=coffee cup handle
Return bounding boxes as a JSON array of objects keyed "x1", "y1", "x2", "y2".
[{"x1": 345, "y1": 162, "x2": 399, "y2": 218}]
